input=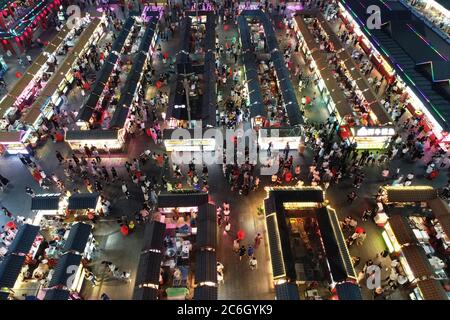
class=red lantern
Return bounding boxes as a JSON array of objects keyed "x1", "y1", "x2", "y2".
[
  {"x1": 20, "y1": 36, "x2": 24, "y2": 41},
  {"x1": 13, "y1": 3, "x2": 17, "y2": 8},
  {"x1": 15, "y1": 72, "x2": 22, "y2": 78},
  {"x1": 50, "y1": 3, "x2": 54, "y2": 8},
  {"x1": 2, "y1": 39, "x2": 7, "y2": 45},
  {"x1": 2, "y1": 9, "x2": 8, "y2": 17},
  {"x1": 224, "y1": 25, "x2": 229, "y2": 31},
  {"x1": 15, "y1": 36, "x2": 19, "y2": 42}
]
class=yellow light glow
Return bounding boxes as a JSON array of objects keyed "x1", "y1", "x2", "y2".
[
  {"x1": 382, "y1": 230, "x2": 395, "y2": 253},
  {"x1": 283, "y1": 202, "x2": 320, "y2": 210}
]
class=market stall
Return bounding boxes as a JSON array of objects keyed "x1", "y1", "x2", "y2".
[
  {"x1": 162, "y1": 128, "x2": 216, "y2": 152},
  {"x1": 65, "y1": 129, "x2": 124, "y2": 153},
  {"x1": 62, "y1": 222, "x2": 95, "y2": 261},
  {"x1": 46, "y1": 253, "x2": 84, "y2": 293}
]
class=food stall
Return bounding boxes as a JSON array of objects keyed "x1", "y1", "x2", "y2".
[
  {"x1": 30, "y1": 193, "x2": 68, "y2": 228},
  {"x1": 67, "y1": 193, "x2": 101, "y2": 220},
  {"x1": 62, "y1": 222, "x2": 96, "y2": 261},
  {"x1": 349, "y1": 126, "x2": 396, "y2": 150},
  {"x1": 163, "y1": 128, "x2": 216, "y2": 152},
  {"x1": 45, "y1": 253, "x2": 85, "y2": 295},
  {"x1": 0, "y1": 130, "x2": 29, "y2": 155},
  {"x1": 65, "y1": 129, "x2": 124, "y2": 153}
]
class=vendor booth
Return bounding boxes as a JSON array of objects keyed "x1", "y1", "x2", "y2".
[
  {"x1": 163, "y1": 128, "x2": 216, "y2": 152},
  {"x1": 46, "y1": 253, "x2": 85, "y2": 293},
  {"x1": 63, "y1": 222, "x2": 95, "y2": 261}
]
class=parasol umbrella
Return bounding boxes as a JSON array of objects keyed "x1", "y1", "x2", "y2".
[
  {"x1": 305, "y1": 96, "x2": 311, "y2": 105},
  {"x1": 5, "y1": 221, "x2": 16, "y2": 230},
  {"x1": 237, "y1": 230, "x2": 245, "y2": 241},
  {"x1": 355, "y1": 227, "x2": 365, "y2": 234}
]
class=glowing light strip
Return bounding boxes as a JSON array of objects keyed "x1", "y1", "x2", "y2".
[
  {"x1": 406, "y1": 24, "x2": 449, "y2": 61},
  {"x1": 378, "y1": 0, "x2": 392, "y2": 11},
  {"x1": 340, "y1": 1, "x2": 448, "y2": 125}
]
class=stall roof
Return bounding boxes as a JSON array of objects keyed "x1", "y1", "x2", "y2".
[
  {"x1": 265, "y1": 213, "x2": 286, "y2": 279},
  {"x1": 65, "y1": 129, "x2": 119, "y2": 141},
  {"x1": 0, "y1": 254, "x2": 25, "y2": 289},
  {"x1": 193, "y1": 285, "x2": 218, "y2": 300},
  {"x1": 141, "y1": 221, "x2": 166, "y2": 253},
  {"x1": 157, "y1": 191, "x2": 209, "y2": 208},
  {"x1": 0, "y1": 95, "x2": 17, "y2": 116},
  {"x1": 44, "y1": 289, "x2": 70, "y2": 300},
  {"x1": 27, "y1": 53, "x2": 48, "y2": 76},
  {"x1": 132, "y1": 287, "x2": 158, "y2": 300},
  {"x1": 48, "y1": 253, "x2": 82, "y2": 288},
  {"x1": 195, "y1": 250, "x2": 217, "y2": 284},
  {"x1": 0, "y1": 291, "x2": 10, "y2": 300},
  {"x1": 268, "y1": 188, "x2": 324, "y2": 203},
  {"x1": 383, "y1": 186, "x2": 438, "y2": 203},
  {"x1": 401, "y1": 245, "x2": 434, "y2": 278},
  {"x1": 316, "y1": 207, "x2": 356, "y2": 282},
  {"x1": 196, "y1": 204, "x2": 217, "y2": 249},
  {"x1": 135, "y1": 251, "x2": 163, "y2": 287},
  {"x1": 7, "y1": 224, "x2": 40, "y2": 255},
  {"x1": 21, "y1": 97, "x2": 47, "y2": 126},
  {"x1": 75, "y1": 106, "x2": 95, "y2": 122},
  {"x1": 387, "y1": 215, "x2": 417, "y2": 246},
  {"x1": 68, "y1": 193, "x2": 99, "y2": 210},
  {"x1": 63, "y1": 222, "x2": 92, "y2": 253},
  {"x1": 335, "y1": 282, "x2": 363, "y2": 300},
  {"x1": 339, "y1": 0, "x2": 450, "y2": 129},
  {"x1": 0, "y1": 131, "x2": 23, "y2": 143},
  {"x1": 109, "y1": 106, "x2": 130, "y2": 129},
  {"x1": 275, "y1": 283, "x2": 300, "y2": 300},
  {"x1": 30, "y1": 194, "x2": 61, "y2": 211},
  {"x1": 85, "y1": 91, "x2": 102, "y2": 108},
  {"x1": 9, "y1": 73, "x2": 35, "y2": 99},
  {"x1": 417, "y1": 279, "x2": 448, "y2": 301}
]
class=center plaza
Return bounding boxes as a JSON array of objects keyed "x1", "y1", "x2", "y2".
[{"x1": 0, "y1": 0, "x2": 449, "y2": 302}]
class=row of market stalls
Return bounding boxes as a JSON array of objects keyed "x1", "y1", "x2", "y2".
[
  {"x1": 293, "y1": 10, "x2": 395, "y2": 150},
  {"x1": 163, "y1": 11, "x2": 217, "y2": 152},
  {"x1": 66, "y1": 16, "x2": 140, "y2": 152},
  {"x1": 238, "y1": 10, "x2": 304, "y2": 150},
  {"x1": 0, "y1": 218, "x2": 96, "y2": 300},
  {"x1": 377, "y1": 186, "x2": 449, "y2": 300},
  {"x1": 0, "y1": 0, "x2": 63, "y2": 55},
  {"x1": 263, "y1": 186, "x2": 361, "y2": 300},
  {"x1": 337, "y1": 0, "x2": 450, "y2": 150},
  {"x1": 65, "y1": 10, "x2": 162, "y2": 153},
  {"x1": 133, "y1": 191, "x2": 218, "y2": 300},
  {"x1": 75, "y1": 16, "x2": 138, "y2": 130},
  {"x1": 0, "y1": 15, "x2": 107, "y2": 155}
]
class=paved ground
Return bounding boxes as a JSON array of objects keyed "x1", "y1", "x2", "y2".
[{"x1": 1, "y1": 4, "x2": 449, "y2": 300}]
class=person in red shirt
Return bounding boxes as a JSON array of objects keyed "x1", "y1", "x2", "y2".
[{"x1": 120, "y1": 224, "x2": 129, "y2": 236}]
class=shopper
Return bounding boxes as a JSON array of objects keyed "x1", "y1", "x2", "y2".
[
  {"x1": 249, "y1": 257, "x2": 257, "y2": 270},
  {"x1": 238, "y1": 245, "x2": 246, "y2": 260}
]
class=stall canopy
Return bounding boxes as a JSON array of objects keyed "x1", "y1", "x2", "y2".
[
  {"x1": 157, "y1": 191, "x2": 209, "y2": 208},
  {"x1": 68, "y1": 193, "x2": 99, "y2": 210},
  {"x1": 63, "y1": 222, "x2": 92, "y2": 253},
  {"x1": 382, "y1": 186, "x2": 437, "y2": 203},
  {"x1": 7, "y1": 224, "x2": 40, "y2": 255},
  {"x1": 111, "y1": 17, "x2": 135, "y2": 53},
  {"x1": 48, "y1": 253, "x2": 82, "y2": 288},
  {"x1": 335, "y1": 282, "x2": 363, "y2": 300},
  {"x1": 44, "y1": 289, "x2": 70, "y2": 300},
  {"x1": 0, "y1": 254, "x2": 25, "y2": 289},
  {"x1": 417, "y1": 279, "x2": 448, "y2": 300},
  {"x1": 65, "y1": 129, "x2": 119, "y2": 142},
  {"x1": 30, "y1": 194, "x2": 61, "y2": 211},
  {"x1": 275, "y1": 283, "x2": 300, "y2": 300},
  {"x1": 316, "y1": 207, "x2": 356, "y2": 282},
  {"x1": 132, "y1": 287, "x2": 158, "y2": 300},
  {"x1": 193, "y1": 285, "x2": 218, "y2": 300},
  {"x1": 400, "y1": 245, "x2": 435, "y2": 279},
  {"x1": 265, "y1": 213, "x2": 287, "y2": 279},
  {"x1": 135, "y1": 251, "x2": 163, "y2": 288},
  {"x1": 195, "y1": 250, "x2": 217, "y2": 284},
  {"x1": 387, "y1": 215, "x2": 417, "y2": 246},
  {"x1": 196, "y1": 204, "x2": 217, "y2": 249},
  {"x1": 141, "y1": 221, "x2": 166, "y2": 253}
]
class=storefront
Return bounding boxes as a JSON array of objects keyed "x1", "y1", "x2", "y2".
[
  {"x1": 65, "y1": 129, "x2": 125, "y2": 153},
  {"x1": 63, "y1": 222, "x2": 96, "y2": 261},
  {"x1": 163, "y1": 128, "x2": 216, "y2": 152},
  {"x1": 349, "y1": 126, "x2": 396, "y2": 150}
]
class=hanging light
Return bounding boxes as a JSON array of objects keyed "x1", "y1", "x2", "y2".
[{"x1": 2, "y1": 39, "x2": 8, "y2": 45}]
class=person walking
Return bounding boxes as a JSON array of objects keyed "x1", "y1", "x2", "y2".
[
  {"x1": 347, "y1": 191, "x2": 358, "y2": 204},
  {"x1": 25, "y1": 187, "x2": 36, "y2": 197},
  {"x1": 233, "y1": 238, "x2": 240, "y2": 253},
  {"x1": 55, "y1": 151, "x2": 65, "y2": 164},
  {"x1": 238, "y1": 245, "x2": 246, "y2": 261},
  {"x1": 247, "y1": 245, "x2": 254, "y2": 258},
  {"x1": 111, "y1": 167, "x2": 118, "y2": 182},
  {"x1": 254, "y1": 233, "x2": 263, "y2": 249},
  {"x1": 249, "y1": 257, "x2": 257, "y2": 270},
  {"x1": 121, "y1": 180, "x2": 130, "y2": 199}
]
